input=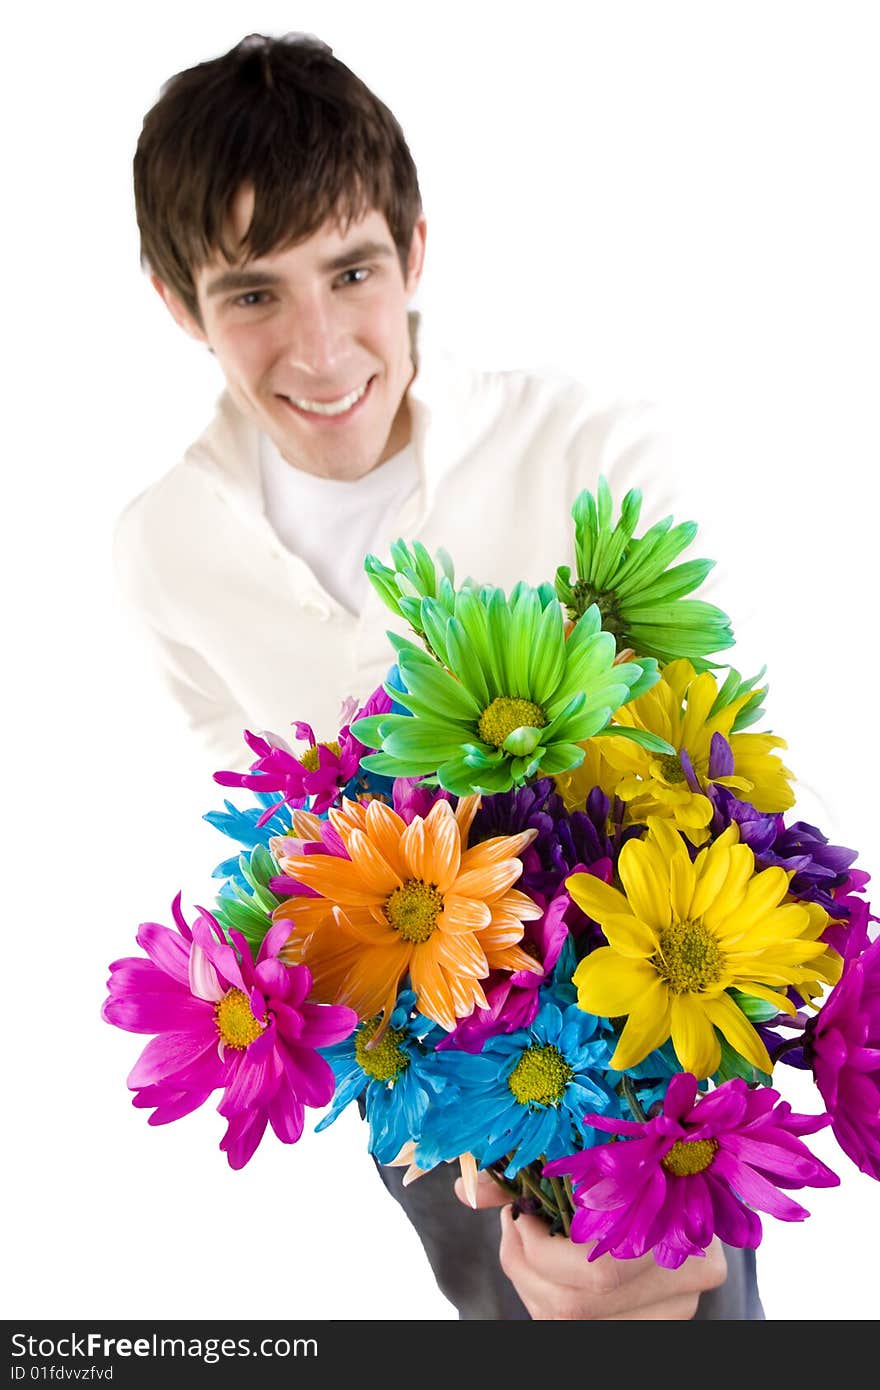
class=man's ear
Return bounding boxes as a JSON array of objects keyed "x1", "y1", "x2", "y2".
[
  {"x1": 405, "y1": 215, "x2": 427, "y2": 298},
  {"x1": 150, "y1": 273, "x2": 209, "y2": 344}
]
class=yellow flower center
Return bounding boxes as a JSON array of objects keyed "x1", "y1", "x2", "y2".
[
  {"x1": 657, "y1": 752, "x2": 687, "y2": 784},
  {"x1": 214, "y1": 988, "x2": 266, "y2": 1050},
  {"x1": 478, "y1": 697, "x2": 547, "y2": 748},
  {"x1": 508, "y1": 1044, "x2": 573, "y2": 1106},
  {"x1": 385, "y1": 879, "x2": 443, "y2": 943},
  {"x1": 354, "y1": 1016, "x2": 410, "y2": 1082},
  {"x1": 654, "y1": 919, "x2": 725, "y2": 994},
  {"x1": 300, "y1": 739, "x2": 342, "y2": 772},
  {"x1": 661, "y1": 1137, "x2": 719, "y2": 1177}
]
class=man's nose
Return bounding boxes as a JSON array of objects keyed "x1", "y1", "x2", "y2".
[{"x1": 279, "y1": 297, "x2": 347, "y2": 378}]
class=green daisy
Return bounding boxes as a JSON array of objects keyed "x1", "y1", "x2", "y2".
[
  {"x1": 554, "y1": 476, "x2": 735, "y2": 669},
  {"x1": 351, "y1": 582, "x2": 672, "y2": 796},
  {"x1": 363, "y1": 539, "x2": 464, "y2": 645}
]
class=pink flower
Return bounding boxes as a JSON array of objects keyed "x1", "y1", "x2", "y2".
[
  {"x1": 214, "y1": 686, "x2": 393, "y2": 822},
  {"x1": 391, "y1": 777, "x2": 452, "y2": 824},
  {"x1": 102, "y1": 895, "x2": 357, "y2": 1168},
  {"x1": 807, "y1": 931, "x2": 880, "y2": 1179},
  {"x1": 545, "y1": 1073, "x2": 839, "y2": 1268}
]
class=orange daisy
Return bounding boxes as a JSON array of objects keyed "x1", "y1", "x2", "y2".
[{"x1": 272, "y1": 795, "x2": 543, "y2": 1032}]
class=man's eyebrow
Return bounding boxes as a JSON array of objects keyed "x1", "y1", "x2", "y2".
[
  {"x1": 319, "y1": 240, "x2": 396, "y2": 272},
  {"x1": 204, "y1": 268, "x2": 284, "y2": 299},
  {"x1": 204, "y1": 241, "x2": 395, "y2": 299}
]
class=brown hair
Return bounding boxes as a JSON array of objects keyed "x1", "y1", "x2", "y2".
[{"x1": 134, "y1": 33, "x2": 422, "y2": 322}]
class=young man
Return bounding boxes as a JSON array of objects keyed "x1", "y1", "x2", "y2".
[{"x1": 116, "y1": 32, "x2": 762, "y2": 1320}]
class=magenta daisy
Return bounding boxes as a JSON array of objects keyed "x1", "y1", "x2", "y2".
[
  {"x1": 102, "y1": 895, "x2": 357, "y2": 1168},
  {"x1": 545, "y1": 1073, "x2": 839, "y2": 1268},
  {"x1": 806, "y1": 932, "x2": 880, "y2": 1180},
  {"x1": 214, "y1": 686, "x2": 393, "y2": 821}
]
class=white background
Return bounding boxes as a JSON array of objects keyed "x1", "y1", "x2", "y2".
[{"x1": 5, "y1": 0, "x2": 879, "y2": 1323}]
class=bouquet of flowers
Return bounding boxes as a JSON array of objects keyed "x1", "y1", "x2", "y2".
[{"x1": 103, "y1": 479, "x2": 880, "y2": 1268}]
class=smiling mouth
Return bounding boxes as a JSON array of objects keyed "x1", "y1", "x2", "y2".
[{"x1": 282, "y1": 378, "x2": 374, "y2": 419}]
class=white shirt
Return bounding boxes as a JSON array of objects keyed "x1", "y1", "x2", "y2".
[{"x1": 259, "y1": 435, "x2": 418, "y2": 617}]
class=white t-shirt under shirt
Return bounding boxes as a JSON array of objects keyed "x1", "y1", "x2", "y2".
[{"x1": 259, "y1": 435, "x2": 419, "y2": 616}]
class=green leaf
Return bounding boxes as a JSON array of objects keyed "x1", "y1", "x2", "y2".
[
  {"x1": 712, "y1": 1031, "x2": 772, "y2": 1086},
  {"x1": 601, "y1": 724, "x2": 676, "y2": 755},
  {"x1": 214, "y1": 898, "x2": 274, "y2": 950},
  {"x1": 708, "y1": 665, "x2": 769, "y2": 725},
  {"x1": 729, "y1": 988, "x2": 781, "y2": 1023}
]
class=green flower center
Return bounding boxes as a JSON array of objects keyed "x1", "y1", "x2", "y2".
[
  {"x1": 478, "y1": 697, "x2": 547, "y2": 749},
  {"x1": 300, "y1": 739, "x2": 342, "y2": 772},
  {"x1": 661, "y1": 1137, "x2": 719, "y2": 1177},
  {"x1": 385, "y1": 878, "x2": 443, "y2": 943},
  {"x1": 657, "y1": 752, "x2": 687, "y2": 784},
  {"x1": 570, "y1": 581, "x2": 625, "y2": 638},
  {"x1": 354, "y1": 1016, "x2": 410, "y2": 1082},
  {"x1": 214, "y1": 988, "x2": 265, "y2": 1050},
  {"x1": 653, "y1": 920, "x2": 725, "y2": 994},
  {"x1": 508, "y1": 1044, "x2": 573, "y2": 1106}
]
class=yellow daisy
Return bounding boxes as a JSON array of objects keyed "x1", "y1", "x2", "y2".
[
  {"x1": 589, "y1": 658, "x2": 795, "y2": 843},
  {"x1": 552, "y1": 738, "x2": 622, "y2": 813},
  {"x1": 272, "y1": 796, "x2": 543, "y2": 1032},
  {"x1": 567, "y1": 817, "x2": 835, "y2": 1079}
]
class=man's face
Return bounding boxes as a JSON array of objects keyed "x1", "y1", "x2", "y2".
[{"x1": 163, "y1": 192, "x2": 426, "y2": 481}]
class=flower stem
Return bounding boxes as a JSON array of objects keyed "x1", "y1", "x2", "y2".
[
  {"x1": 541, "y1": 1158, "x2": 571, "y2": 1237},
  {"x1": 563, "y1": 1173, "x2": 575, "y2": 1210},
  {"x1": 620, "y1": 1073, "x2": 648, "y2": 1122},
  {"x1": 486, "y1": 1165, "x2": 520, "y2": 1200},
  {"x1": 769, "y1": 1035, "x2": 808, "y2": 1064},
  {"x1": 516, "y1": 1164, "x2": 560, "y2": 1224}
]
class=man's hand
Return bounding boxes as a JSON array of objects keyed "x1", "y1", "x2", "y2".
[{"x1": 454, "y1": 1169, "x2": 727, "y2": 1320}]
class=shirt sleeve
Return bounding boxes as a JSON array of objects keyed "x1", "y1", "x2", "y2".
[
  {"x1": 112, "y1": 502, "x2": 253, "y2": 776},
  {"x1": 123, "y1": 616, "x2": 253, "y2": 774}
]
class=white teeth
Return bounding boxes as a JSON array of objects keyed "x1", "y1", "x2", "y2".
[{"x1": 289, "y1": 382, "x2": 369, "y2": 416}]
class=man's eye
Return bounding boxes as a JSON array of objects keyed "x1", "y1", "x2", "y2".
[
  {"x1": 338, "y1": 268, "x2": 370, "y2": 287},
  {"x1": 234, "y1": 290, "x2": 271, "y2": 308}
]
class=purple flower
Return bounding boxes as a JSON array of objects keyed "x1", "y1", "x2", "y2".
[
  {"x1": 806, "y1": 931, "x2": 880, "y2": 1179},
  {"x1": 710, "y1": 787, "x2": 859, "y2": 917},
  {"x1": 214, "y1": 686, "x2": 393, "y2": 822},
  {"x1": 102, "y1": 895, "x2": 357, "y2": 1168},
  {"x1": 470, "y1": 782, "x2": 626, "y2": 892},
  {"x1": 823, "y1": 870, "x2": 879, "y2": 959},
  {"x1": 545, "y1": 1073, "x2": 839, "y2": 1268}
]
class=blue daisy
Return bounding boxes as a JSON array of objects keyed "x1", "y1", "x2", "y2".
[
  {"x1": 316, "y1": 991, "x2": 446, "y2": 1163},
  {"x1": 415, "y1": 994, "x2": 620, "y2": 1178},
  {"x1": 204, "y1": 792, "x2": 293, "y2": 888}
]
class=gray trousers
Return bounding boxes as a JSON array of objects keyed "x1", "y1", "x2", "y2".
[{"x1": 372, "y1": 1155, "x2": 765, "y2": 1320}]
